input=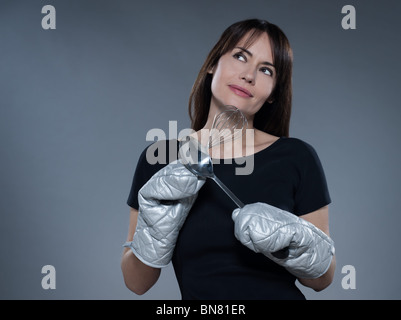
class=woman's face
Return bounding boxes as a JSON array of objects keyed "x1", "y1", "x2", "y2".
[{"x1": 209, "y1": 32, "x2": 276, "y2": 118}]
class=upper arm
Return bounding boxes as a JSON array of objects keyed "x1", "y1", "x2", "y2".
[
  {"x1": 297, "y1": 205, "x2": 336, "y2": 291},
  {"x1": 299, "y1": 205, "x2": 330, "y2": 235},
  {"x1": 294, "y1": 140, "x2": 331, "y2": 217}
]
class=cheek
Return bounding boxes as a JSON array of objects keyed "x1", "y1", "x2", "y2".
[
  {"x1": 210, "y1": 64, "x2": 231, "y2": 96},
  {"x1": 256, "y1": 78, "x2": 275, "y2": 101},
  {"x1": 210, "y1": 74, "x2": 221, "y2": 98},
  {"x1": 212, "y1": 59, "x2": 235, "y2": 83}
]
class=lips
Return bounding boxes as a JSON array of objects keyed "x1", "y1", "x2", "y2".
[{"x1": 228, "y1": 85, "x2": 253, "y2": 98}]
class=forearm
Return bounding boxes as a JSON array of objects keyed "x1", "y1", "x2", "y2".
[
  {"x1": 121, "y1": 208, "x2": 161, "y2": 294},
  {"x1": 121, "y1": 161, "x2": 204, "y2": 293},
  {"x1": 121, "y1": 247, "x2": 161, "y2": 295},
  {"x1": 298, "y1": 255, "x2": 336, "y2": 292}
]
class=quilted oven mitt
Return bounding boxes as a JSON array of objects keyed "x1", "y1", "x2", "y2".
[
  {"x1": 232, "y1": 202, "x2": 335, "y2": 279},
  {"x1": 123, "y1": 160, "x2": 205, "y2": 268}
]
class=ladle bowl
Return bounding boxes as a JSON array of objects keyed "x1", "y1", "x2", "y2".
[{"x1": 179, "y1": 136, "x2": 244, "y2": 208}]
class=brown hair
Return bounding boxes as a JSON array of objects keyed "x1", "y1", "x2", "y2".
[{"x1": 188, "y1": 19, "x2": 293, "y2": 137}]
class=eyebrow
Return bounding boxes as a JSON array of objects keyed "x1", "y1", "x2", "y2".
[{"x1": 235, "y1": 46, "x2": 275, "y2": 68}]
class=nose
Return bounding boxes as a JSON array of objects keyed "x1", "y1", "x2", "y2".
[{"x1": 240, "y1": 69, "x2": 255, "y2": 85}]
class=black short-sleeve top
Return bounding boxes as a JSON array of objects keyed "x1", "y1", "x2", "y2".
[{"x1": 127, "y1": 137, "x2": 331, "y2": 300}]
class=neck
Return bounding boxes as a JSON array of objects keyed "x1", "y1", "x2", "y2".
[
  {"x1": 202, "y1": 104, "x2": 255, "y2": 130},
  {"x1": 196, "y1": 106, "x2": 255, "y2": 159}
]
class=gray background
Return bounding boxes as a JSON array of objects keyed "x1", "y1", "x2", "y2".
[{"x1": 1, "y1": 0, "x2": 400, "y2": 300}]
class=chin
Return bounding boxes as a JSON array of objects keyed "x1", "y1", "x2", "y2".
[
  {"x1": 211, "y1": 96, "x2": 261, "y2": 116},
  {"x1": 235, "y1": 104, "x2": 261, "y2": 118}
]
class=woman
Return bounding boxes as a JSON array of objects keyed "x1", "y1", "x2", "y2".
[{"x1": 121, "y1": 19, "x2": 336, "y2": 300}]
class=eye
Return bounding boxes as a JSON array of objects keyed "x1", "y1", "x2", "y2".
[
  {"x1": 233, "y1": 52, "x2": 247, "y2": 62},
  {"x1": 260, "y1": 67, "x2": 273, "y2": 76}
]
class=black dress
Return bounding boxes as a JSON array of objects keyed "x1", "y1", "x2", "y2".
[{"x1": 127, "y1": 137, "x2": 331, "y2": 300}]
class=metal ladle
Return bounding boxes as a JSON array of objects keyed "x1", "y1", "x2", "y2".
[{"x1": 179, "y1": 135, "x2": 244, "y2": 208}]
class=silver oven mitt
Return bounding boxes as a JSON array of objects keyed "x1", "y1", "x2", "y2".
[
  {"x1": 232, "y1": 202, "x2": 335, "y2": 279},
  {"x1": 123, "y1": 160, "x2": 205, "y2": 268}
]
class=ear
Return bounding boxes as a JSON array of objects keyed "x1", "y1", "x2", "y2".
[
  {"x1": 266, "y1": 95, "x2": 274, "y2": 104},
  {"x1": 207, "y1": 65, "x2": 215, "y2": 75},
  {"x1": 267, "y1": 90, "x2": 275, "y2": 104}
]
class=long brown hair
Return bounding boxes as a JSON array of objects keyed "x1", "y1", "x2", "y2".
[{"x1": 188, "y1": 19, "x2": 293, "y2": 137}]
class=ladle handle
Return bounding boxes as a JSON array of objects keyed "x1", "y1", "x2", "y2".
[
  {"x1": 210, "y1": 176, "x2": 289, "y2": 259},
  {"x1": 210, "y1": 176, "x2": 244, "y2": 208}
]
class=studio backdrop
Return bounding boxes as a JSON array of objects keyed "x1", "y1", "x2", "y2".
[{"x1": 1, "y1": 0, "x2": 400, "y2": 299}]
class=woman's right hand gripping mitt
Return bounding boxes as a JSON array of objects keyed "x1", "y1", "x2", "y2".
[
  {"x1": 232, "y1": 202, "x2": 335, "y2": 279},
  {"x1": 123, "y1": 161, "x2": 205, "y2": 268}
]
